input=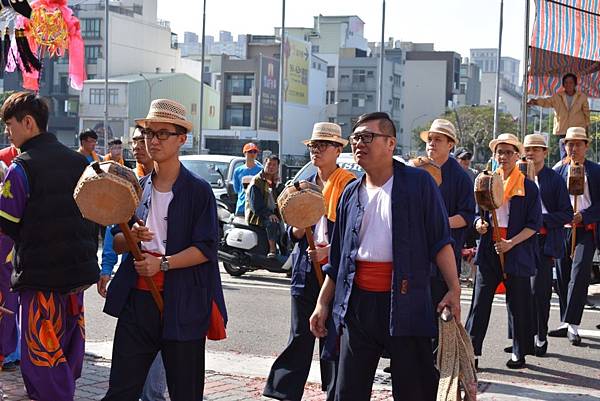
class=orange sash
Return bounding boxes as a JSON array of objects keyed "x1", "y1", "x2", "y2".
[
  {"x1": 354, "y1": 261, "x2": 393, "y2": 292},
  {"x1": 322, "y1": 168, "x2": 355, "y2": 222},
  {"x1": 496, "y1": 166, "x2": 525, "y2": 203},
  {"x1": 135, "y1": 251, "x2": 165, "y2": 292}
]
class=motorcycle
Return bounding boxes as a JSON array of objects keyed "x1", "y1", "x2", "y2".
[{"x1": 216, "y1": 199, "x2": 292, "y2": 277}]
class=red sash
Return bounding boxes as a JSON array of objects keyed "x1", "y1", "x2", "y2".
[
  {"x1": 355, "y1": 261, "x2": 393, "y2": 292},
  {"x1": 135, "y1": 251, "x2": 165, "y2": 292}
]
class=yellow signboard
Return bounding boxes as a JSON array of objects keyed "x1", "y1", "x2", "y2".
[{"x1": 284, "y1": 37, "x2": 310, "y2": 105}]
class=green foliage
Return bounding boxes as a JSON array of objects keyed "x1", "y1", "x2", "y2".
[
  {"x1": 0, "y1": 91, "x2": 14, "y2": 144},
  {"x1": 412, "y1": 106, "x2": 518, "y2": 165}
]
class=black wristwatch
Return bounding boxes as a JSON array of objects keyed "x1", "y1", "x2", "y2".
[{"x1": 160, "y1": 256, "x2": 170, "y2": 272}]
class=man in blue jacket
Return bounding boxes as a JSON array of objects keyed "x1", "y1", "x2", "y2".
[
  {"x1": 551, "y1": 127, "x2": 600, "y2": 346},
  {"x1": 310, "y1": 112, "x2": 461, "y2": 401},
  {"x1": 102, "y1": 99, "x2": 227, "y2": 401},
  {"x1": 466, "y1": 133, "x2": 542, "y2": 369},
  {"x1": 522, "y1": 134, "x2": 573, "y2": 356}
]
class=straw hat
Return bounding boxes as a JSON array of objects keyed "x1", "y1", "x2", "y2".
[
  {"x1": 135, "y1": 99, "x2": 193, "y2": 133},
  {"x1": 302, "y1": 122, "x2": 348, "y2": 146},
  {"x1": 564, "y1": 127, "x2": 590, "y2": 143},
  {"x1": 420, "y1": 119, "x2": 458, "y2": 144},
  {"x1": 489, "y1": 133, "x2": 524, "y2": 155},
  {"x1": 523, "y1": 134, "x2": 548, "y2": 149}
]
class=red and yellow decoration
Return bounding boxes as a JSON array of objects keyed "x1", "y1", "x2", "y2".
[{"x1": 25, "y1": 292, "x2": 67, "y2": 368}]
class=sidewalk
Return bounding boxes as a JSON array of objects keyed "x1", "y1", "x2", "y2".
[{"x1": 2, "y1": 349, "x2": 599, "y2": 400}]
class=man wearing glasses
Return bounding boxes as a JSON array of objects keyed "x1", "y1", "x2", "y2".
[
  {"x1": 232, "y1": 142, "x2": 262, "y2": 216},
  {"x1": 551, "y1": 127, "x2": 600, "y2": 346},
  {"x1": 466, "y1": 134, "x2": 542, "y2": 369},
  {"x1": 103, "y1": 99, "x2": 227, "y2": 401},
  {"x1": 264, "y1": 122, "x2": 354, "y2": 401},
  {"x1": 78, "y1": 128, "x2": 101, "y2": 163},
  {"x1": 310, "y1": 112, "x2": 460, "y2": 400}
]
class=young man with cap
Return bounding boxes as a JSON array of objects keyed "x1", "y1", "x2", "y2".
[
  {"x1": 0, "y1": 91, "x2": 99, "y2": 401},
  {"x1": 102, "y1": 99, "x2": 227, "y2": 401},
  {"x1": 264, "y1": 122, "x2": 355, "y2": 401},
  {"x1": 420, "y1": 119, "x2": 475, "y2": 324},
  {"x1": 78, "y1": 128, "x2": 101, "y2": 163},
  {"x1": 520, "y1": 134, "x2": 572, "y2": 356},
  {"x1": 232, "y1": 142, "x2": 262, "y2": 216},
  {"x1": 310, "y1": 112, "x2": 460, "y2": 400},
  {"x1": 551, "y1": 126, "x2": 600, "y2": 346},
  {"x1": 466, "y1": 133, "x2": 542, "y2": 369},
  {"x1": 455, "y1": 147, "x2": 478, "y2": 183}
]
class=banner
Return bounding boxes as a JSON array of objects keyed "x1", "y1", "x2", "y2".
[
  {"x1": 259, "y1": 56, "x2": 279, "y2": 131},
  {"x1": 284, "y1": 37, "x2": 310, "y2": 105}
]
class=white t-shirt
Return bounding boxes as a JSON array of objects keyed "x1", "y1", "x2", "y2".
[
  {"x1": 314, "y1": 215, "x2": 329, "y2": 246},
  {"x1": 356, "y1": 176, "x2": 394, "y2": 262},
  {"x1": 534, "y1": 176, "x2": 549, "y2": 214},
  {"x1": 141, "y1": 187, "x2": 173, "y2": 255}
]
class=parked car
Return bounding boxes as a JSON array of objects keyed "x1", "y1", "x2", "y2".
[{"x1": 180, "y1": 154, "x2": 245, "y2": 212}]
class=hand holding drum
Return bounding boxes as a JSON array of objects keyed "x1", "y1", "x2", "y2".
[
  {"x1": 73, "y1": 161, "x2": 164, "y2": 313},
  {"x1": 277, "y1": 181, "x2": 326, "y2": 286},
  {"x1": 568, "y1": 161, "x2": 585, "y2": 258},
  {"x1": 474, "y1": 170, "x2": 507, "y2": 277}
]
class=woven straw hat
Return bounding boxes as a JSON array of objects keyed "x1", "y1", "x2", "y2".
[
  {"x1": 420, "y1": 119, "x2": 459, "y2": 144},
  {"x1": 302, "y1": 122, "x2": 348, "y2": 146},
  {"x1": 523, "y1": 133, "x2": 548, "y2": 149},
  {"x1": 489, "y1": 133, "x2": 524, "y2": 155},
  {"x1": 135, "y1": 99, "x2": 193, "y2": 133},
  {"x1": 564, "y1": 127, "x2": 589, "y2": 143}
]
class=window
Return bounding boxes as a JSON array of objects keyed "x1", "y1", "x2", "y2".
[
  {"x1": 352, "y1": 69, "x2": 366, "y2": 83},
  {"x1": 226, "y1": 73, "x2": 254, "y2": 96},
  {"x1": 392, "y1": 97, "x2": 401, "y2": 110},
  {"x1": 366, "y1": 95, "x2": 373, "y2": 102},
  {"x1": 85, "y1": 45, "x2": 102, "y2": 64},
  {"x1": 225, "y1": 104, "x2": 251, "y2": 127},
  {"x1": 352, "y1": 94, "x2": 365, "y2": 108},
  {"x1": 327, "y1": 66, "x2": 335, "y2": 78},
  {"x1": 340, "y1": 74, "x2": 350, "y2": 79},
  {"x1": 59, "y1": 75, "x2": 69, "y2": 94},
  {"x1": 367, "y1": 70, "x2": 374, "y2": 78},
  {"x1": 311, "y1": 45, "x2": 320, "y2": 54},
  {"x1": 328, "y1": 117, "x2": 336, "y2": 123},
  {"x1": 81, "y1": 18, "x2": 101, "y2": 39},
  {"x1": 393, "y1": 74, "x2": 401, "y2": 86},
  {"x1": 90, "y1": 88, "x2": 104, "y2": 105},
  {"x1": 89, "y1": 88, "x2": 118, "y2": 105},
  {"x1": 326, "y1": 90, "x2": 335, "y2": 105},
  {"x1": 88, "y1": 74, "x2": 96, "y2": 80}
]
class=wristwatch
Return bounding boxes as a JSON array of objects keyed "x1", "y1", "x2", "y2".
[{"x1": 160, "y1": 256, "x2": 170, "y2": 272}]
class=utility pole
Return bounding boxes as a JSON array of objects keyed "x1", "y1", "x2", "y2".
[
  {"x1": 278, "y1": 0, "x2": 286, "y2": 160},
  {"x1": 103, "y1": 0, "x2": 109, "y2": 153},
  {"x1": 493, "y1": 0, "x2": 504, "y2": 139},
  {"x1": 197, "y1": 0, "x2": 207, "y2": 154},
  {"x1": 377, "y1": 0, "x2": 386, "y2": 112},
  {"x1": 520, "y1": 0, "x2": 531, "y2": 138}
]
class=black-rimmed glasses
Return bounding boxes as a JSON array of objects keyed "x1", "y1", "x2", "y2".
[
  {"x1": 141, "y1": 128, "x2": 180, "y2": 141},
  {"x1": 348, "y1": 131, "x2": 391, "y2": 145}
]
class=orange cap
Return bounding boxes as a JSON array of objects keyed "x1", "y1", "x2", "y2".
[{"x1": 243, "y1": 143, "x2": 259, "y2": 153}]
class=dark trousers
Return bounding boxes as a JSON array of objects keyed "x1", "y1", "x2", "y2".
[
  {"x1": 465, "y1": 245, "x2": 534, "y2": 359},
  {"x1": 532, "y1": 235, "x2": 554, "y2": 342},
  {"x1": 102, "y1": 290, "x2": 206, "y2": 401},
  {"x1": 264, "y1": 269, "x2": 337, "y2": 401},
  {"x1": 335, "y1": 288, "x2": 438, "y2": 401},
  {"x1": 556, "y1": 228, "x2": 595, "y2": 325}
]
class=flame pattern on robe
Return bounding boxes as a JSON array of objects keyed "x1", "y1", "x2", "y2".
[{"x1": 25, "y1": 292, "x2": 67, "y2": 367}]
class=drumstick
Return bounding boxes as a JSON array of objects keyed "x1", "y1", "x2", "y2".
[
  {"x1": 0, "y1": 305, "x2": 14, "y2": 316},
  {"x1": 571, "y1": 196, "x2": 578, "y2": 259},
  {"x1": 119, "y1": 223, "x2": 164, "y2": 314},
  {"x1": 490, "y1": 210, "x2": 507, "y2": 280},
  {"x1": 305, "y1": 227, "x2": 325, "y2": 287}
]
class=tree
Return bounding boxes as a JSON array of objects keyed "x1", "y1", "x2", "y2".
[
  {"x1": 412, "y1": 105, "x2": 519, "y2": 165},
  {"x1": 0, "y1": 91, "x2": 14, "y2": 146}
]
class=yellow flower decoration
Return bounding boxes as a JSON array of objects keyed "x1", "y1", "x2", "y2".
[{"x1": 1, "y1": 180, "x2": 13, "y2": 200}]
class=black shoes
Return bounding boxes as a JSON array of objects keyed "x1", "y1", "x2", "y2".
[
  {"x1": 567, "y1": 331, "x2": 582, "y2": 346},
  {"x1": 548, "y1": 327, "x2": 568, "y2": 338},
  {"x1": 506, "y1": 357, "x2": 526, "y2": 369},
  {"x1": 534, "y1": 341, "x2": 548, "y2": 356},
  {"x1": 503, "y1": 345, "x2": 513, "y2": 353}
]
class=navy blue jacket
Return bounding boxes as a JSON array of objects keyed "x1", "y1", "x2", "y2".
[
  {"x1": 323, "y1": 161, "x2": 453, "y2": 338},
  {"x1": 434, "y1": 157, "x2": 476, "y2": 276},
  {"x1": 554, "y1": 159, "x2": 600, "y2": 247},
  {"x1": 475, "y1": 177, "x2": 542, "y2": 277},
  {"x1": 104, "y1": 164, "x2": 227, "y2": 341},
  {"x1": 537, "y1": 166, "x2": 573, "y2": 258}
]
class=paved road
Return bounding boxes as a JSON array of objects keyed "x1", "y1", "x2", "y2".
[{"x1": 84, "y1": 265, "x2": 600, "y2": 395}]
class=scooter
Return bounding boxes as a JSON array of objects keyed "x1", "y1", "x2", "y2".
[{"x1": 216, "y1": 199, "x2": 292, "y2": 277}]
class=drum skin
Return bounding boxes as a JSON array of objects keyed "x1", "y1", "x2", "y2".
[
  {"x1": 73, "y1": 161, "x2": 142, "y2": 226},
  {"x1": 474, "y1": 170, "x2": 504, "y2": 211},
  {"x1": 277, "y1": 181, "x2": 325, "y2": 228},
  {"x1": 409, "y1": 156, "x2": 442, "y2": 186},
  {"x1": 568, "y1": 162, "x2": 585, "y2": 196}
]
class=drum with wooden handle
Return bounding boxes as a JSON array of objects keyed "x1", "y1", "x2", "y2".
[
  {"x1": 73, "y1": 161, "x2": 164, "y2": 313},
  {"x1": 409, "y1": 156, "x2": 442, "y2": 186},
  {"x1": 517, "y1": 157, "x2": 535, "y2": 181},
  {"x1": 277, "y1": 181, "x2": 326, "y2": 286},
  {"x1": 474, "y1": 170, "x2": 507, "y2": 277},
  {"x1": 568, "y1": 161, "x2": 585, "y2": 258}
]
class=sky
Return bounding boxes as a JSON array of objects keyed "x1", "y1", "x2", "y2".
[{"x1": 157, "y1": 0, "x2": 534, "y2": 64}]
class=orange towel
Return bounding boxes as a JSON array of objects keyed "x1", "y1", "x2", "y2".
[
  {"x1": 495, "y1": 166, "x2": 525, "y2": 203},
  {"x1": 355, "y1": 261, "x2": 393, "y2": 292},
  {"x1": 103, "y1": 153, "x2": 124, "y2": 165},
  {"x1": 322, "y1": 168, "x2": 355, "y2": 222},
  {"x1": 136, "y1": 162, "x2": 151, "y2": 178}
]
